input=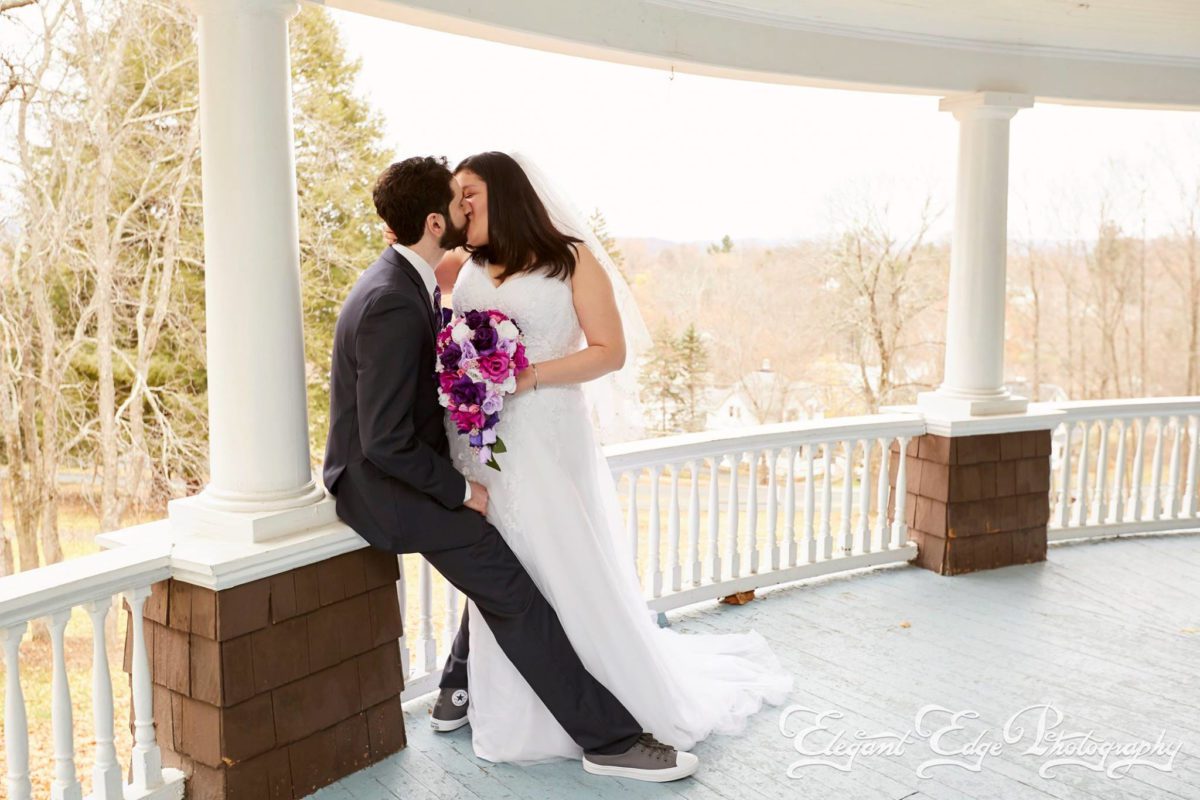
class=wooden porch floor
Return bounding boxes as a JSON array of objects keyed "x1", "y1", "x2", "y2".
[{"x1": 315, "y1": 531, "x2": 1200, "y2": 800}]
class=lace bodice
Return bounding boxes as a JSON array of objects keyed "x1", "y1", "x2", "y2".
[{"x1": 450, "y1": 260, "x2": 583, "y2": 364}]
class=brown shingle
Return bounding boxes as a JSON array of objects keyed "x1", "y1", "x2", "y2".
[
  {"x1": 216, "y1": 578, "x2": 271, "y2": 642},
  {"x1": 251, "y1": 616, "x2": 311, "y2": 693}
]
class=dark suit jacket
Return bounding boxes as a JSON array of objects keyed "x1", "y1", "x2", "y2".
[{"x1": 323, "y1": 247, "x2": 487, "y2": 554}]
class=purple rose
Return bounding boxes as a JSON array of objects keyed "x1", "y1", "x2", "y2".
[
  {"x1": 450, "y1": 375, "x2": 485, "y2": 406},
  {"x1": 439, "y1": 342, "x2": 462, "y2": 371},
  {"x1": 472, "y1": 324, "x2": 498, "y2": 354},
  {"x1": 483, "y1": 412, "x2": 499, "y2": 430},
  {"x1": 481, "y1": 394, "x2": 502, "y2": 415},
  {"x1": 465, "y1": 310, "x2": 488, "y2": 329},
  {"x1": 468, "y1": 431, "x2": 483, "y2": 447},
  {"x1": 440, "y1": 307, "x2": 453, "y2": 327},
  {"x1": 459, "y1": 340, "x2": 478, "y2": 361}
]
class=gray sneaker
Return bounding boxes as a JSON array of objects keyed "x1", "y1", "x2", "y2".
[
  {"x1": 582, "y1": 733, "x2": 699, "y2": 782},
  {"x1": 430, "y1": 687, "x2": 469, "y2": 732}
]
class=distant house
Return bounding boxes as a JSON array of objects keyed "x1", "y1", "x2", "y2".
[{"x1": 705, "y1": 359, "x2": 827, "y2": 431}]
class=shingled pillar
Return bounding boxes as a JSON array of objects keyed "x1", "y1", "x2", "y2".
[
  {"x1": 889, "y1": 430, "x2": 1051, "y2": 575},
  {"x1": 122, "y1": 547, "x2": 406, "y2": 799}
]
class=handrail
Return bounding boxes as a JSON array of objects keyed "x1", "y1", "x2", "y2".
[{"x1": 0, "y1": 543, "x2": 171, "y2": 630}]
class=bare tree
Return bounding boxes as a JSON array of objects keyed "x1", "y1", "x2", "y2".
[
  {"x1": 0, "y1": 0, "x2": 205, "y2": 574},
  {"x1": 820, "y1": 184, "x2": 945, "y2": 413}
]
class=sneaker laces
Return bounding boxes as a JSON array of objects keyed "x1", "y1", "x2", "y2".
[{"x1": 635, "y1": 733, "x2": 676, "y2": 763}]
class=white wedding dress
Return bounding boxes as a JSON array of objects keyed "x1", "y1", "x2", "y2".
[{"x1": 445, "y1": 258, "x2": 794, "y2": 764}]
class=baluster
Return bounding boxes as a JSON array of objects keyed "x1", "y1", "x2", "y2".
[
  {"x1": 725, "y1": 453, "x2": 740, "y2": 578},
  {"x1": 1166, "y1": 415, "x2": 1183, "y2": 518},
  {"x1": 892, "y1": 436, "x2": 911, "y2": 548},
  {"x1": 443, "y1": 582, "x2": 460, "y2": 653},
  {"x1": 1092, "y1": 419, "x2": 1109, "y2": 524},
  {"x1": 1109, "y1": 419, "x2": 1128, "y2": 524},
  {"x1": 688, "y1": 460, "x2": 702, "y2": 586},
  {"x1": 1075, "y1": 420, "x2": 1091, "y2": 526},
  {"x1": 784, "y1": 446, "x2": 797, "y2": 567},
  {"x1": 707, "y1": 458, "x2": 721, "y2": 581},
  {"x1": 2, "y1": 621, "x2": 32, "y2": 800},
  {"x1": 805, "y1": 443, "x2": 817, "y2": 562},
  {"x1": 418, "y1": 560, "x2": 436, "y2": 672},
  {"x1": 395, "y1": 556, "x2": 410, "y2": 678},
  {"x1": 625, "y1": 471, "x2": 640, "y2": 570},
  {"x1": 839, "y1": 440, "x2": 856, "y2": 554},
  {"x1": 125, "y1": 586, "x2": 163, "y2": 790},
  {"x1": 766, "y1": 448, "x2": 779, "y2": 571},
  {"x1": 873, "y1": 437, "x2": 890, "y2": 553},
  {"x1": 48, "y1": 608, "x2": 82, "y2": 800},
  {"x1": 745, "y1": 449, "x2": 759, "y2": 574},
  {"x1": 1149, "y1": 415, "x2": 1166, "y2": 520},
  {"x1": 648, "y1": 465, "x2": 663, "y2": 597},
  {"x1": 1130, "y1": 417, "x2": 1146, "y2": 520},
  {"x1": 84, "y1": 600, "x2": 122, "y2": 800},
  {"x1": 1185, "y1": 415, "x2": 1200, "y2": 517},
  {"x1": 1057, "y1": 421, "x2": 1074, "y2": 528},
  {"x1": 667, "y1": 464, "x2": 682, "y2": 593},
  {"x1": 820, "y1": 442, "x2": 834, "y2": 559},
  {"x1": 857, "y1": 439, "x2": 873, "y2": 553}
]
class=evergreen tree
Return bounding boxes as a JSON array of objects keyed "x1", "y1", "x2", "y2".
[
  {"x1": 675, "y1": 323, "x2": 710, "y2": 432},
  {"x1": 707, "y1": 234, "x2": 734, "y2": 255},
  {"x1": 639, "y1": 325, "x2": 685, "y2": 435},
  {"x1": 289, "y1": 6, "x2": 392, "y2": 462},
  {"x1": 588, "y1": 207, "x2": 630, "y2": 282}
]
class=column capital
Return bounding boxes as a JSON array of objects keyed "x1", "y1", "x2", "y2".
[
  {"x1": 938, "y1": 91, "x2": 1035, "y2": 120},
  {"x1": 189, "y1": 0, "x2": 299, "y2": 19}
]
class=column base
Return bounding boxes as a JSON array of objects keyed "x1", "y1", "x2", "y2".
[
  {"x1": 168, "y1": 494, "x2": 338, "y2": 544},
  {"x1": 198, "y1": 479, "x2": 328, "y2": 514},
  {"x1": 917, "y1": 388, "x2": 1029, "y2": 417}
]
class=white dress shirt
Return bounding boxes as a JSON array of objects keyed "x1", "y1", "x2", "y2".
[{"x1": 390, "y1": 243, "x2": 472, "y2": 506}]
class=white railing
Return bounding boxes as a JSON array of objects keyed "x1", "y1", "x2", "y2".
[
  {"x1": 7, "y1": 397, "x2": 1198, "y2": 750},
  {"x1": 1044, "y1": 398, "x2": 1200, "y2": 542},
  {"x1": 0, "y1": 542, "x2": 184, "y2": 800},
  {"x1": 398, "y1": 412, "x2": 926, "y2": 699}
]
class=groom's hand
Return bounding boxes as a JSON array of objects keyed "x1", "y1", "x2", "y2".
[{"x1": 464, "y1": 481, "x2": 489, "y2": 515}]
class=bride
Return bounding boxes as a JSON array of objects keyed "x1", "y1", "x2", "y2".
[{"x1": 423, "y1": 151, "x2": 792, "y2": 765}]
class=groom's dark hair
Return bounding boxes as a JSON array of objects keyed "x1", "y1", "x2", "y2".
[{"x1": 373, "y1": 156, "x2": 455, "y2": 246}]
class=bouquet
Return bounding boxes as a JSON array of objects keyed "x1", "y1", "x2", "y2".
[{"x1": 435, "y1": 308, "x2": 529, "y2": 470}]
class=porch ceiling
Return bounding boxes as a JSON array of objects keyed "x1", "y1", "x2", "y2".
[{"x1": 322, "y1": 0, "x2": 1200, "y2": 109}]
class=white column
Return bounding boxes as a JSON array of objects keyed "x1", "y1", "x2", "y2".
[
  {"x1": 187, "y1": 0, "x2": 323, "y2": 513},
  {"x1": 167, "y1": 0, "x2": 336, "y2": 543},
  {"x1": 919, "y1": 91, "x2": 1034, "y2": 418}
]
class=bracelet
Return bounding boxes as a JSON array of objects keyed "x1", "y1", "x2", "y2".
[{"x1": 532, "y1": 363, "x2": 539, "y2": 391}]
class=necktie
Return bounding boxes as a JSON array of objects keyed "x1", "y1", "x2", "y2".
[{"x1": 433, "y1": 286, "x2": 443, "y2": 325}]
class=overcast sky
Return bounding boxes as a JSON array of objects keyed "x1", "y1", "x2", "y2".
[{"x1": 330, "y1": 7, "x2": 1200, "y2": 246}]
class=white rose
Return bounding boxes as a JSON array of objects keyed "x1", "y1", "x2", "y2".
[
  {"x1": 496, "y1": 320, "x2": 518, "y2": 340},
  {"x1": 502, "y1": 376, "x2": 517, "y2": 393},
  {"x1": 467, "y1": 367, "x2": 485, "y2": 383},
  {"x1": 451, "y1": 322, "x2": 472, "y2": 344}
]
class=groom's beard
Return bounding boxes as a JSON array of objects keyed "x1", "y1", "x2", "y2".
[{"x1": 439, "y1": 215, "x2": 469, "y2": 250}]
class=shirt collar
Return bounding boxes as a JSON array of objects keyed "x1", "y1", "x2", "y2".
[{"x1": 390, "y1": 243, "x2": 437, "y2": 302}]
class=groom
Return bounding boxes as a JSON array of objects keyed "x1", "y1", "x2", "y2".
[{"x1": 322, "y1": 156, "x2": 698, "y2": 781}]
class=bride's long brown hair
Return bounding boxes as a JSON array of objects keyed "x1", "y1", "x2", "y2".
[{"x1": 454, "y1": 151, "x2": 583, "y2": 283}]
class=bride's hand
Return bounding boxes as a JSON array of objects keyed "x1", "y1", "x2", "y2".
[
  {"x1": 382, "y1": 224, "x2": 397, "y2": 245},
  {"x1": 513, "y1": 367, "x2": 536, "y2": 396}
]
